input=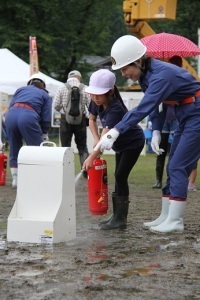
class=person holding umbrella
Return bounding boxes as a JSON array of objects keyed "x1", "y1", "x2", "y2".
[{"x1": 94, "y1": 35, "x2": 200, "y2": 234}]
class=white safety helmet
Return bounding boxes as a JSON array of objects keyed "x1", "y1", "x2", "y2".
[
  {"x1": 110, "y1": 35, "x2": 147, "y2": 70},
  {"x1": 27, "y1": 73, "x2": 46, "y2": 87}
]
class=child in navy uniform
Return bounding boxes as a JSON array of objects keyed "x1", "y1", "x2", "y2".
[{"x1": 83, "y1": 69, "x2": 145, "y2": 230}]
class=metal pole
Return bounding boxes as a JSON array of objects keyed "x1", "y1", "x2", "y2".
[
  {"x1": 0, "y1": 94, "x2": 2, "y2": 143},
  {"x1": 198, "y1": 28, "x2": 200, "y2": 77}
]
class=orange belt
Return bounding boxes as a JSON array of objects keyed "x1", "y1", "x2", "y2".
[
  {"x1": 14, "y1": 103, "x2": 34, "y2": 110},
  {"x1": 164, "y1": 90, "x2": 200, "y2": 106}
]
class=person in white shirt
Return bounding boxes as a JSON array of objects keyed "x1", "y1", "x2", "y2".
[{"x1": 53, "y1": 70, "x2": 91, "y2": 178}]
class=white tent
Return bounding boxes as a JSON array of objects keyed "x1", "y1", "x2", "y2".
[{"x1": 0, "y1": 48, "x2": 63, "y2": 97}]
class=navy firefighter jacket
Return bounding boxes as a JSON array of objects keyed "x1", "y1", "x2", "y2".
[
  {"x1": 89, "y1": 96, "x2": 145, "y2": 152},
  {"x1": 9, "y1": 85, "x2": 52, "y2": 133},
  {"x1": 115, "y1": 58, "x2": 200, "y2": 134}
]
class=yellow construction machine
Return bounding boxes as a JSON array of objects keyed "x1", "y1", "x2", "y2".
[{"x1": 121, "y1": 0, "x2": 199, "y2": 90}]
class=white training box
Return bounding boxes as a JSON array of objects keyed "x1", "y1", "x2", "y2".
[{"x1": 7, "y1": 145, "x2": 76, "y2": 244}]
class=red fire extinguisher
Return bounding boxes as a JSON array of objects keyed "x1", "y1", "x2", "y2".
[
  {"x1": 0, "y1": 149, "x2": 7, "y2": 186},
  {"x1": 87, "y1": 158, "x2": 108, "y2": 215}
]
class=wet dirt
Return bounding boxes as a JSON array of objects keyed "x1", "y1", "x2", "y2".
[{"x1": 1, "y1": 176, "x2": 200, "y2": 300}]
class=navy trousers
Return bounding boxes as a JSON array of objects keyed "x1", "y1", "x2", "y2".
[
  {"x1": 162, "y1": 99, "x2": 200, "y2": 199},
  {"x1": 5, "y1": 107, "x2": 43, "y2": 167}
]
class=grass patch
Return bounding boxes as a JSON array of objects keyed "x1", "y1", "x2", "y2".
[
  {"x1": 4, "y1": 136, "x2": 200, "y2": 190},
  {"x1": 102, "y1": 153, "x2": 159, "y2": 187}
]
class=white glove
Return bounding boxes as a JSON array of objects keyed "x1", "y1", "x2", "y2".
[
  {"x1": 147, "y1": 121, "x2": 152, "y2": 130},
  {"x1": 42, "y1": 134, "x2": 49, "y2": 141},
  {"x1": 94, "y1": 128, "x2": 119, "y2": 151},
  {"x1": 151, "y1": 130, "x2": 165, "y2": 155},
  {"x1": 0, "y1": 139, "x2": 2, "y2": 150}
]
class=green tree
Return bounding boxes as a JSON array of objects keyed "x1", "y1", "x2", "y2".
[
  {"x1": 1, "y1": 0, "x2": 198, "y2": 83},
  {"x1": 0, "y1": 0, "x2": 126, "y2": 82}
]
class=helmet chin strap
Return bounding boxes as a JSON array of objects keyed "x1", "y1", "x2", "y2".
[{"x1": 134, "y1": 59, "x2": 145, "y2": 70}]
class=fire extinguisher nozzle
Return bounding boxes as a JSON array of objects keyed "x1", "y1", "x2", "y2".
[{"x1": 93, "y1": 143, "x2": 101, "y2": 151}]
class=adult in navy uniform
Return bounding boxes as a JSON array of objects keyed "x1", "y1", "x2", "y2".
[
  {"x1": 95, "y1": 35, "x2": 200, "y2": 233},
  {"x1": 83, "y1": 69, "x2": 145, "y2": 230},
  {"x1": 5, "y1": 73, "x2": 52, "y2": 188}
]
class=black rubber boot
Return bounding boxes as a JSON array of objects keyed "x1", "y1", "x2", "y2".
[
  {"x1": 152, "y1": 180, "x2": 162, "y2": 189},
  {"x1": 100, "y1": 196, "x2": 129, "y2": 230},
  {"x1": 152, "y1": 160, "x2": 164, "y2": 189},
  {"x1": 99, "y1": 192, "x2": 116, "y2": 226}
]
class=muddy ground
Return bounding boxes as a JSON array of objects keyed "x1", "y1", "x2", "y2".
[{"x1": 0, "y1": 173, "x2": 200, "y2": 300}]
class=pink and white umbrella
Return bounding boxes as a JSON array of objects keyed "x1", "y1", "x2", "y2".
[{"x1": 141, "y1": 32, "x2": 200, "y2": 58}]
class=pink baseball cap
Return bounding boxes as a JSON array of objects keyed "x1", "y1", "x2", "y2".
[{"x1": 85, "y1": 69, "x2": 116, "y2": 95}]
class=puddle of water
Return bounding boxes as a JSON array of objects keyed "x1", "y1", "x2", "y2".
[
  {"x1": 84, "y1": 274, "x2": 111, "y2": 282},
  {"x1": 84, "y1": 276, "x2": 92, "y2": 282},
  {"x1": 193, "y1": 241, "x2": 200, "y2": 252},
  {"x1": 83, "y1": 265, "x2": 156, "y2": 283},
  {"x1": 160, "y1": 240, "x2": 185, "y2": 250},
  {"x1": 138, "y1": 245, "x2": 158, "y2": 253},
  {"x1": 15, "y1": 270, "x2": 44, "y2": 277},
  {"x1": 85, "y1": 241, "x2": 111, "y2": 264},
  {"x1": 97, "y1": 274, "x2": 110, "y2": 281},
  {"x1": 122, "y1": 267, "x2": 152, "y2": 277},
  {"x1": 0, "y1": 240, "x2": 6, "y2": 250},
  {"x1": 0, "y1": 240, "x2": 8, "y2": 255},
  {"x1": 6, "y1": 250, "x2": 44, "y2": 262},
  {"x1": 87, "y1": 252, "x2": 108, "y2": 260}
]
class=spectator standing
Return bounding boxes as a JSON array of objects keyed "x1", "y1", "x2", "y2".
[
  {"x1": 5, "y1": 73, "x2": 52, "y2": 188},
  {"x1": 53, "y1": 70, "x2": 90, "y2": 178},
  {"x1": 152, "y1": 105, "x2": 177, "y2": 188},
  {"x1": 188, "y1": 164, "x2": 198, "y2": 191}
]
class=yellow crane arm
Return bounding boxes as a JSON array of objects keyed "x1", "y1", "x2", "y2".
[{"x1": 123, "y1": 0, "x2": 199, "y2": 80}]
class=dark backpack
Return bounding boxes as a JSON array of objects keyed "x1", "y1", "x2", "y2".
[{"x1": 65, "y1": 83, "x2": 85, "y2": 125}]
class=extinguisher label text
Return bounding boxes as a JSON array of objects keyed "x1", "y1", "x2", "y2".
[{"x1": 95, "y1": 165, "x2": 107, "y2": 170}]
